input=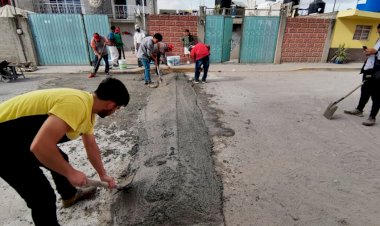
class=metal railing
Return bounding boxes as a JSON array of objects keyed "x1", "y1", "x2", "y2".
[
  {"x1": 114, "y1": 5, "x2": 141, "y2": 20},
  {"x1": 34, "y1": 2, "x2": 84, "y2": 14},
  {"x1": 205, "y1": 7, "x2": 281, "y2": 17}
]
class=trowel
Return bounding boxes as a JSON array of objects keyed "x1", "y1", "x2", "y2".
[{"x1": 86, "y1": 172, "x2": 135, "y2": 192}]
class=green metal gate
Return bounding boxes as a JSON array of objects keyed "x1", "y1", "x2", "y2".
[
  {"x1": 83, "y1": 15, "x2": 109, "y2": 64},
  {"x1": 29, "y1": 14, "x2": 109, "y2": 65},
  {"x1": 240, "y1": 16, "x2": 280, "y2": 63},
  {"x1": 205, "y1": 15, "x2": 233, "y2": 63}
]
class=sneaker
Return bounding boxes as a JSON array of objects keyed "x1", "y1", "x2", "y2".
[
  {"x1": 362, "y1": 117, "x2": 376, "y2": 126},
  {"x1": 202, "y1": 80, "x2": 206, "y2": 84},
  {"x1": 62, "y1": 187, "x2": 97, "y2": 208},
  {"x1": 145, "y1": 81, "x2": 152, "y2": 85},
  {"x1": 105, "y1": 72, "x2": 111, "y2": 77},
  {"x1": 88, "y1": 73, "x2": 95, "y2": 78},
  {"x1": 188, "y1": 77, "x2": 193, "y2": 81},
  {"x1": 344, "y1": 109, "x2": 364, "y2": 117},
  {"x1": 193, "y1": 80, "x2": 199, "y2": 84}
]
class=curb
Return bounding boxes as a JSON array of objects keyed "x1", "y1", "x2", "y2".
[{"x1": 24, "y1": 65, "x2": 361, "y2": 75}]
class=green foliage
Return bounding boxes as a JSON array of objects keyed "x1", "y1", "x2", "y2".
[{"x1": 331, "y1": 44, "x2": 349, "y2": 64}]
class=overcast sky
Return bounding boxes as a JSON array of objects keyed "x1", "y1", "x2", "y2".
[{"x1": 157, "y1": 0, "x2": 359, "y2": 13}]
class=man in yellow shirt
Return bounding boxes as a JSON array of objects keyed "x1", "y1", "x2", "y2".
[{"x1": 0, "y1": 78, "x2": 129, "y2": 226}]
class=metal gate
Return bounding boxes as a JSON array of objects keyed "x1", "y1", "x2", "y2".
[
  {"x1": 83, "y1": 15, "x2": 109, "y2": 63},
  {"x1": 205, "y1": 15, "x2": 233, "y2": 63},
  {"x1": 239, "y1": 16, "x2": 280, "y2": 63},
  {"x1": 29, "y1": 14, "x2": 109, "y2": 65}
]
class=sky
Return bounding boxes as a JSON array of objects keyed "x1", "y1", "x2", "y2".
[{"x1": 157, "y1": 0, "x2": 359, "y2": 13}]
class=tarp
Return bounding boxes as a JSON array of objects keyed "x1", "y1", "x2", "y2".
[{"x1": 0, "y1": 5, "x2": 30, "y2": 18}]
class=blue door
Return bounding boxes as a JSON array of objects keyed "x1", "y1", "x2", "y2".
[
  {"x1": 240, "y1": 16, "x2": 280, "y2": 63},
  {"x1": 29, "y1": 14, "x2": 89, "y2": 65},
  {"x1": 205, "y1": 15, "x2": 233, "y2": 63}
]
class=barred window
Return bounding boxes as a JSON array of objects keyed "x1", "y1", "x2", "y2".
[{"x1": 353, "y1": 25, "x2": 372, "y2": 40}]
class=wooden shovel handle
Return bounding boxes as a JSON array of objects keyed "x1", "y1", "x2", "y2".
[{"x1": 86, "y1": 179, "x2": 109, "y2": 188}]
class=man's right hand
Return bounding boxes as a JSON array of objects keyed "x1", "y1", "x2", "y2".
[{"x1": 67, "y1": 169, "x2": 88, "y2": 187}]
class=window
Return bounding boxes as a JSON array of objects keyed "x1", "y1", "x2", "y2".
[
  {"x1": 353, "y1": 25, "x2": 372, "y2": 40},
  {"x1": 136, "y1": 0, "x2": 146, "y2": 6}
]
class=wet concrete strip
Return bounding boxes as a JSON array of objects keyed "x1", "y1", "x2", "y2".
[{"x1": 111, "y1": 73, "x2": 224, "y2": 225}]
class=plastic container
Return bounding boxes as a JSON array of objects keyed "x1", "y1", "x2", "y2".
[
  {"x1": 118, "y1": 59, "x2": 127, "y2": 70},
  {"x1": 167, "y1": 56, "x2": 180, "y2": 66}
]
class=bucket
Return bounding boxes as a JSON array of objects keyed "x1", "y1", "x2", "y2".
[
  {"x1": 167, "y1": 56, "x2": 180, "y2": 67},
  {"x1": 118, "y1": 59, "x2": 127, "y2": 70}
]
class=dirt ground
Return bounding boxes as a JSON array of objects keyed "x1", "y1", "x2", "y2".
[
  {"x1": 1, "y1": 69, "x2": 380, "y2": 226},
  {"x1": 0, "y1": 72, "x2": 223, "y2": 226}
]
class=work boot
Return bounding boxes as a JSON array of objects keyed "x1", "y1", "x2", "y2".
[
  {"x1": 62, "y1": 187, "x2": 97, "y2": 208},
  {"x1": 88, "y1": 73, "x2": 95, "y2": 78},
  {"x1": 362, "y1": 117, "x2": 376, "y2": 126},
  {"x1": 344, "y1": 109, "x2": 364, "y2": 117}
]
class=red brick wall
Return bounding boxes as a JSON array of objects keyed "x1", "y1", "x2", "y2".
[
  {"x1": 148, "y1": 15, "x2": 198, "y2": 63},
  {"x1": 281, "y1": 18, "x2": 331, "y2": 63}
]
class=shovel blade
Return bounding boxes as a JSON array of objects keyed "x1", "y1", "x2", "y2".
[
  {"x1": 116, "y1": 173, "x2": 136, "y2": 191},
  {"x1": 323, "y1": 103, "x2": 338, "y2": 120}
]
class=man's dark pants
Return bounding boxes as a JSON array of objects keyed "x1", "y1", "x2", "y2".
[
  {"x1": 93, "y1": 54, "x2": 109, "y2": 74},
  {"x1": 194, "y1": 55, "x2": 210, "y2": 82},
  {"x1": 0, "y1": 115, "x2": 77, "y2": 226},
  {"x1": 357, "y1": 71, "x2": 380, "y2": 119}
]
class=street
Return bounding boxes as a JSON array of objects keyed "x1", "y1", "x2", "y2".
[
  {"x1": 199, "y1": 69, "x2": 380, "y2": 226},
  {"x1": 1, "y1": 68, "x2": 380, "y2": 225}
]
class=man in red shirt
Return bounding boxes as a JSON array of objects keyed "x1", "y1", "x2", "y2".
[
  {"x1": 89, "y1": 33, "x2": 110, "y2": 78},
  {"x1": 190, "y1": 42, "x2": 210, "y2": 83}
]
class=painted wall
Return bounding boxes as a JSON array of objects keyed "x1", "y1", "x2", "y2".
[
  {"x1": 0, "y1": 17, "x2": 38, "y2": 65},
  {"x1": 331, "y1": 18, "x2": 379, "y2": 49}
]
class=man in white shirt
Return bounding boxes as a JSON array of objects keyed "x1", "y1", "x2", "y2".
[{"x1": 134, "y1": 24, "x2": 145, "y2": 67}]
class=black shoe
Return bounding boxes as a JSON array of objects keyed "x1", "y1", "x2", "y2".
[
  {"x1": 344, "y1": 109, "x2": 364, "y2": 117},
  {"x1": 362, "y1": 117, "x2": 376, "y2": 126}
]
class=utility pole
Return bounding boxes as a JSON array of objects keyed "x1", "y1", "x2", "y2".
[
  {"x1": 142, "y1": 0, "x2": 146, "y2": 31},
  {"x1": 333, "y1": 0, "x2": 337, "y2": 12}
]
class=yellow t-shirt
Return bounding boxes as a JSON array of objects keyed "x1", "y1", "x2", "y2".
[{"x1": 0, "y1": 88, "x2": 95, "y2": 140}]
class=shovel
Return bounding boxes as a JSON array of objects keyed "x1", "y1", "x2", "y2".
[
  {"x1": 323, "y1": 82, "x2": 364, "y2": 120},
  {"x1": 85, "y1": 173, "x2": 135, "y2": 192},
  {"x1": 90, "y1": 44, "x2": 106, "y2": 77},
  {"x1": 149, "y1": 58, "x2": 164, "y2": 88}
]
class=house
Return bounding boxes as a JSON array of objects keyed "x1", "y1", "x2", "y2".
[
  {"x1": 11, "y1": 0, "x2": 157, "y2": 51},
  {"x1": 329, "y1": 9, "x2": 380, "y2": 62}
]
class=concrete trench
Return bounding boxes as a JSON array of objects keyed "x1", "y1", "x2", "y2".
[{"x1": 110, "y1": 73, "x2": 224, "y2": 225}]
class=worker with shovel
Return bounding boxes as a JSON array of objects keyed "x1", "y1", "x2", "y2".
[
  {"x1": 0, "y1": 78, "x2": 129, "y2": 226},
  {"x1": 136, "y1": 33, "x2": 163, "y2": 86},
  {"x1": 344, "y1": 23, "x2": 380, "y2": 126},
  {"x1": 89, "y1": 33, "x2": 110, "y2": 78}
]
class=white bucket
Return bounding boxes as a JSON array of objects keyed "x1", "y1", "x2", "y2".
[
  {"x1": 118, "y1": 59, "x2": 127, "y2": 70},
  {"x1": 167, "y1": 56, "x2": 180, "y2": 66}
]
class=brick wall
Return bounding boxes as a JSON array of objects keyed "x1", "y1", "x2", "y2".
[
  {"x1": 281, "y1": 18, "x2": 331, "y2": 63},
  {"x1": 148, "y1": 15, "x2": 198, "y2": 63}
]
